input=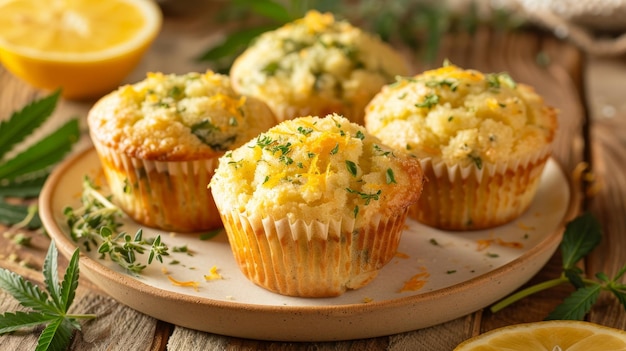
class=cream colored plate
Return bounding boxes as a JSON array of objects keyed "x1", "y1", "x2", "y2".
[{"x1": 40, "y1": 148, "x2": 577, "y2": 342}]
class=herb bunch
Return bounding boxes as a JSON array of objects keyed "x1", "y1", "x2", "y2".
[
  {"x1": 491, "y1": 212, "x2": 626, "y2": 320},
  {"x1": 63, "y1": 177, "x2": 169, "y2": 274},
  {"x1": 0, "y1": 241, "x2": 95, "y2": 351}
]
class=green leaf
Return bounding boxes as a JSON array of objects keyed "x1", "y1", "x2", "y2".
[
  {"x1": 0, "y1": 173, "x2": 48, "y2": 197},
  {"x1": 610, "y1": 287, "x2": 626, "y2": 310},
  {"x1": 0, "y1": 268, "x2": 57, "y2": 314},
  {"x1": 564, "y1": 267, "x2": 585, "y2": 289},
  {"x1": 0, "y1": 90, "x2": 60, "y2": 161},
  {"x1": 0, "y1": 118, "x2": 80, "y2": 181},
  {"x1": 60, "y1": 248, "x2": 80, "y2": 311},
  {"x1": 560, "y1": 212, "x2": 602, "y2": 270},
  {"x1": 196, "y1": 25, "x2": 277, "y2": 62},
  {"x1": 0, "y1": 200, "x2": 41, "y2": 228},
  {"x1": 43, "y1": 241, "x2": 63, "y2": 311},
  {"x1": 235, "y1": 0, "x2": 292, "y2": 22},
  {"x1": 546, "y1": 284, "x2": 602, "y2": 320},
  {"x1": 35, "y1": 317, "x2": 73, "y2": 351},
  {"x1": 0, "y1": 311, "x2": 58, "y2": 334}
]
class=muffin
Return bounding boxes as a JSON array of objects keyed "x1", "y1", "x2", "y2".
[
  {"x1": 365, "y1": 63, "x2": 558, "y2": 230},
  {"x1": 209, "y1": 115, "x2": 423, "y2": 297},
  {"x1": 230, "y1": 10, "x2": 409, "y2": 124},
  {"x1": 87, "y1": 71, "x2": 277, "y2": 232}
]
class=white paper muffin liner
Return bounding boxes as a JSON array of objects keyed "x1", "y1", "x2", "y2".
[
  {"x1": 92, "y1": 142, "x2": 222, "y2": 232},
  {"x1": 411, "y1": 145, "x2": 552, "y2": 230},
  {"x1": 218, "y1": 209, "x2": 409, "y2": 297}
]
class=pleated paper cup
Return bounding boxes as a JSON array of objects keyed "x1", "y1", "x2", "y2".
[
  {"x1": 411, "y1": 146, "x2": 552, "y2": 231},
  {"x1": 218, "y1": 209, "x2": 409, "y2": 297},
  {"x1": 92, "y1": 142, "x2": 222, "y2": 232}
]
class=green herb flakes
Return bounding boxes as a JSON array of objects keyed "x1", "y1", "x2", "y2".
[
  {"x1": 346, "y1": 160, "x2": 357, "y2": 177},
  {"x1": 415, "y1": 93, "x2": 439, "y2": 108},
  {"x1": 386, "y1": 168, "x2": 396, "y2": 184}
]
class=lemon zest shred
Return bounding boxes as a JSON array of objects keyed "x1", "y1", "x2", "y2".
[
  {"x1": 167, "y1": 275, "x2": 200, "y2": 291},
  {"x1": 204, "y1": 265, "x2": 223, "y2": 281}
]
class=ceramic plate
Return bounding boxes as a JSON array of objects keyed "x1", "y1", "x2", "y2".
[{"x1": 40, "y1": 148, "x2": 577, "y2": 341}]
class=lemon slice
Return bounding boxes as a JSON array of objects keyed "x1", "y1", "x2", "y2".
[
  {"x1": 0, "y1": 0, "x2": 162, "y2": 99},
  {"x1": 454, "y1": 321, "x2": 626, "y2": 351}
]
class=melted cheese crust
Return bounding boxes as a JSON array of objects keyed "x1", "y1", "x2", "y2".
[
  {"x1": 230, "y1": 11, "x2": 409, "y2": 122},
  {"x1": 210, "y1": 115, "x2": 423, "y2": 226},
  {"x1": 88, "y1": 71, "x2": 277, "y2": 161},
  {"x1": 364, "y1": 64, "x2": 558, "y2": 167}
]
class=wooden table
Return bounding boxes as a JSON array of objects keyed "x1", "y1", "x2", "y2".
[{"x1": 1, "y1": 7, "x2": 626, "y2": 350}]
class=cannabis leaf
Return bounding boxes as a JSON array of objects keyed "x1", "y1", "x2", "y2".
[
  {"x1": 0, "y1": 90, "x2": 80, "y2": 228},
  {"x1": 490, "y1": 212, "x2": 626, "y2": 320},
  {"x1": 0, "y1": 241, "x2": 96, "y2": 351}
]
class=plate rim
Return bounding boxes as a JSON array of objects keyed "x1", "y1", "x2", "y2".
[{"x1": 39, "y1": 147, "x2": 580, "y2": 340}]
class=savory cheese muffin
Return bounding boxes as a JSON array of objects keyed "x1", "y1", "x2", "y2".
[
  {"x1": 88, "y1": 70, "x2": 277, "y2": 232},
  {"x1": 209, "y1": 114, "x2": 423, "y2": 297},
  {"x1": 365, "y1": 63, "x2": 558, "y2": 230},
  {"x1": 230, "y1": 10, "x2": 409, "y2": 124}
]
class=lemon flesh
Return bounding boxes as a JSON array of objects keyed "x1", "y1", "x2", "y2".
[
  {"x1": 455, "y1": 321, "x2": 626, "y2": 351},
  {"x1": 0, "y1": 0, "x2": 162, "y2": 99}
]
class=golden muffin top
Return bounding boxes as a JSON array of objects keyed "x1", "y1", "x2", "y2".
[
  {"x1": 209, "y1": 115, "x2": 423, "y2": 226},
  {"x1": 365, "y1": 64, "x2": 558, "y2": 168},
  {"x1": 87, "y1": 71, "x2": 276, "y2": 161},
  {"x1": 230, "y1": 10, "x2": 409, "y2": 123}
]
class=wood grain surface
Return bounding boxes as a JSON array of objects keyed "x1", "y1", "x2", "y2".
[{"x1": 1, "y1": 5, "x2": 625, "y2": 350}]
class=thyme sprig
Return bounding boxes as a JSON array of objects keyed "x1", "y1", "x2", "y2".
[
  {"x1": 63, "y1": 177, "x2": 169, "y2": 274},
  {"x1": 491, "y1": 212, "x2": 626, "y2": 320}
]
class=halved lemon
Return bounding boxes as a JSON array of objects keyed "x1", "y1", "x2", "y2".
[
  {"x1": 0, "y1": 0, "x2": 162, "y2": 100},
  {"x1": 454, "y1": 320, "x2": 626, "y2": 351}
]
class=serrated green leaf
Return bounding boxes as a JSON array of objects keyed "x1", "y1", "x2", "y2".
[
  {"x1": 0, "y1": 173, "x2": 48, "y2": 197},
  {"x1": 0, "y1": 311, "x2": 57, "y2": 334},
  {"x1": 43, "y1": 241, "x2": 63, "y2": 311},
  {"x1": 35, "y1": 317, "x2": 73, "y2": 351},
  {"x1": 564, "y1": 267, "x2": 585, "y2": 289},
  {"x1": 0, "y1": 118, "x2": 80, "y2": 181},
  {"x1": 0, "y1": 90, "x2": 60, "y2": 160},
  {"x1": 0, "y1": 268, "x2": 57, "y2": 314},
  {"x1": 0, "y1": 200, "x2": 41, "y2": 228},
  {"x1": 560, "y1": 212, "x2": 602, "y2": 270},
  {"x1": 196, "y1": 25, "x2": 277, "y2": 62},
  {"x1": 610, "y1": 288, "x2": 626, "y2": 310},
  {"x1": 60, "y1": 248, "x2": 80, "y2": 311},
  {"x1": 546, "y1": 284, "x2": 602, "y2": 320}
]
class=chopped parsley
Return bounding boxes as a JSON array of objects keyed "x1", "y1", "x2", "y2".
[
  {"x1": 415, "y1": 93, "x2": 439, "y2": 108},
  {"x1": 346, "y1": 160, "x2": 358, "y2": 177},
  {"x1": 262, "y1": 61, "x2": 280, "y2": 75},
  {"x1": 168, "y1": 85, "x2": 184, "y2": 99},
  {"x1": 386, "y1": 168, "x2": 397, "y2": 184},
  {"x1": 373, "y1": 144, "x2": 393, "y2": 157},
  {"x1": 346, "y1": 188, "x2": 382, "y2": 205},
  {"x1": 426, "y1": 78, "x2": 459, "y2": 92},
  {"x1": 486, "y1": 72, "x2": 517, "y2": 89},
  {"x1": 297, "y1": 126, "x2": 313, "y2": 136}
]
